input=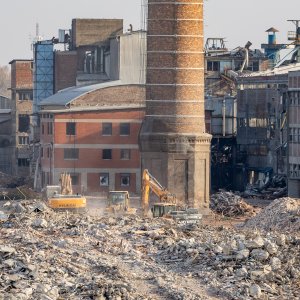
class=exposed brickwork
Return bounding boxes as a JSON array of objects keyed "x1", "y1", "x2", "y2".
[
  {"x1": 146, "y1": 86, "x2": 203, "y2": 101},
  {"x1": 145, "y1": 0, "x2": 205, "y2": 134},
  {"x1": 147, "y1": 53, "x2": 204, "y2": 69},
  {"x1": 148, "y1": 20, "x2": 202, "y2": 36},
  {"x1": 10, "y1": 60, "x2": 33, "y2": 90},
  {"x1": 72, "y1": 85, "x2": 145, "y2": 107},
  {"x1": 54, "y1": 51, "x2": 77, "y2": 92},
  {"x1": 71, "y1": 19, "x2": 123, "y2": 49},
  {"x1": 147, "y1": 69, "x2": 204, "y2": 85},
  {"x1": 148, "y1": 2, "x2": 203, "y2": 20},
  {"x1": 16, "y1": 100, "x2": 32, "y2": 112},
  {"x1": 140, "y1": 0, "x2": 211, "y2": 209}
]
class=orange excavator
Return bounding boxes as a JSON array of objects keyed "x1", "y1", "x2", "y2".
[
  {"x1": 141, "y1": 169, "x2": 177, "y2": 217},
  {"x1": 46, "y1": 173, "x2": 86, "y2": 211}
]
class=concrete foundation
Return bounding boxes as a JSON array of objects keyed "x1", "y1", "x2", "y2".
[{"x1": 140, "y1": 133, "x2": 211, "y2": 211}]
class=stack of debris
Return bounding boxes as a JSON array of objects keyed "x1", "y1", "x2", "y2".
[
  {"x1": 0, "y1": 172, "x2": 39, "y2": 200},
  {"x1": 210, "y1": 191, "x2": 255, "y2": 217},
  {"x1": 1, "y1": 198, "x2": 299, "y2": 299},
  {"x1": 243, "y1": 175, "x2": 287, "y2": 200},
  {"x1": 243, "y1": 197, "x2": 300, "y2": 232},
  {"x1": 155, "y1": 229, "x2": 300, "y2": 299}
]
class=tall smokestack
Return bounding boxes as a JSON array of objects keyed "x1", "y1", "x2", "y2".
[{"x1": 140, "y1": 0, "x2": 211, "y2": 211}]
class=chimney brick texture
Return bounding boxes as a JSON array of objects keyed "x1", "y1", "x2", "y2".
[{"x1": 146, "y1": 0, "x2": 205, "y2": 134}]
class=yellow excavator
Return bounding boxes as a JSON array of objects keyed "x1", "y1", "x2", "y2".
[
  {"x1": 46, "y1": 173, "x2": 87, "y2": 211},
  {"x1": 141, "y1": 169, "x2": 203, "y2": 223},
  {"x1": 141, "y1": 169, "x2": 177, "y2": 217}
]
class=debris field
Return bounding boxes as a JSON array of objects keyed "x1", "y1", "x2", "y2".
[{"x1": 0, "y1": 198, "x2": 300, "y2": 300}]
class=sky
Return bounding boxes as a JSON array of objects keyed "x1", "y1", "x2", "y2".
[{"x1": 0, "y1": 0, "x2": 299, "y2": 66}]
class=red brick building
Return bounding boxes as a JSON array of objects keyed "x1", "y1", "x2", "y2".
[
  {"x1": 39, "y1": 81, "x2": 145, "y2": 195},
  {"x1": 9, "y1": 59, "x2": 33, "y2": 176}
]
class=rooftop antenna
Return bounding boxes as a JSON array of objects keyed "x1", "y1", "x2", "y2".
[{"x1": 36, "y1": 23, "x2": 39, "y2": 38}]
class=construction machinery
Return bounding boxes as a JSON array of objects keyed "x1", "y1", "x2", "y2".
[
  {"x1": 105, "y1": 191, "x2": 136, "y2": 214},
  {"x1": 141, "y1": 169, "x2": 177, "y2": 217},
  {"x1": 141, "y1": 169, "x2": 202, "y2": 223},
  {"x1": 46, "y1": 173, "x2": 86, "y2": 211}
]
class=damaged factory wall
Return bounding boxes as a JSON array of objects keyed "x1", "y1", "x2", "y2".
[
  {"x1": 9, "y1": 60, "x2": 34, "y2": 177},
  {"x1": 0, "y1": 95, "x2": 13, "y2": 174},
  {"x1": 236, "y1": 71, "x2": 290, "y2": 192},
  {"x1": 287, "y1": 70, "x2": 300, "y2": 197}
]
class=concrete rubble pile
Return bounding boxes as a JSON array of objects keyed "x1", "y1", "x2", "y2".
[
  {"x1": 1, "y1": 199, "x2": 299, "y2": 299},
  {"x1": 210, "y1": 191, "x2": 255, "y2": 217},
  {"x1": 243, "y1": 197, "x2": 300, "y2": 232},
  {"x1": 0, "y1": 172, "x2": 39, "y2": 201}
]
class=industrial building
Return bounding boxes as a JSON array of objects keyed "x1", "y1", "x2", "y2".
[
  {"x1": 38, "y1": 81, "x2": 145, "y2": 194},
  {"x1": 287, "y1": 71, "x2": 300, "y2": 197},
  {"x1": 234, "y1": 20, "x2": 300, "y2": 192},
  {"x1": 35, "y1": 18, "x2": 147, "y2": 194},
  {"x1": 205, "y1": 38, "x2": 268, "y2": 97},
  {"x1": 0, "y1": 95, "x2": 12, "y2": 174},
  {"x1": 9, "y1": 59, "x2": 33, "y2": 177}
]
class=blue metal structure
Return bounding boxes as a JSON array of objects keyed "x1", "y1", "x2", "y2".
[{"x1": 33, "y1": 40, "x2": 54, "y2": 114}]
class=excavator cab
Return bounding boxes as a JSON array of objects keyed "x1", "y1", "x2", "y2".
[
  {"x1": 151, "y1": 203, "x2": 177, "y2": 218},
  {"x1": 107, "y1": 191, "x2": 129, "y2": 211}
]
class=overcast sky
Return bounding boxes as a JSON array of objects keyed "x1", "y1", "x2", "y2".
[{"x1": 0, "y1": 0, "x2": 299, "y2": 65}]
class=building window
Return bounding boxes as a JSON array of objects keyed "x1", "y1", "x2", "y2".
[
  {"x1": 120, "y1": 174, "x2": 130, "y2": 186},
  {"x1": 18, "y1": 158, "x2": 29, "y2": 167},
  {"x1": 18, "y1": 115, "x2": 30, "y2": 132},
  {"x1": 18, "y1": 92, "x2": 33, "y2": 101},
  {"x1": 100, "y1": 173, "x2": 109, "y2": 186},
  {"x1": 120, "y1": 123, "x2": 130, "y2": 136},
  {"x1": 18, "y1": 136, "x2": 29, "y2": 145},
  {"x1": 64, "y1": 148, "x2": 79, "y2": 160},
  {"x1": 120, "y1": 149, "x2": 131, "y2": 160},
  {"x1": 47, "y1": 122, "x2": 53, "y2": 135},
  {"x1": 42, "y1": 124, "x2": 45, "y2": 135},
  {"x1": 207, "y1": 61, "x2": 220, "y2": 71},
  {"x1": 66, "y1": 122, "x2": 76, "y2": 135},
  {"x1": 102, "y1": 149, "x2": 112, "y2": 160},
  {"x1": 47, "y1": 147, "x2": 50, "y2": 158},
  {"x1": 41, "y1": 147, "x2": 44, "y2": 158},
  {"x1": 102, "y1": 123, "x2": 112, "y2": 135},
  {"x1": 70, "y1": 174, "x2": 79, "y2": 185}
]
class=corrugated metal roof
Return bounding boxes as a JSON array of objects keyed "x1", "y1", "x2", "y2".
[
  {"x1": 239, "y1": 62, "x2": 300, "y2": 78},
  {"x1": 39, "y1": 80, "x2": 123, "y2": 106},
  {"x1": 40, "y1": 104, "x2": 145, "y2": 114}
]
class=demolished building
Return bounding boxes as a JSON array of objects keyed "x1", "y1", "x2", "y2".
[
  {"x1": 0, "y1": 95, "x2": 12, "y2": 174},
  {"x1": 9, "y1": 59, "x2": 33, "y2": 177}
]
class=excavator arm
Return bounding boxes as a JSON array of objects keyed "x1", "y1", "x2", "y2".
[{"x1": 141, "y1": 169, "x2": 176, "y2": 216}]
